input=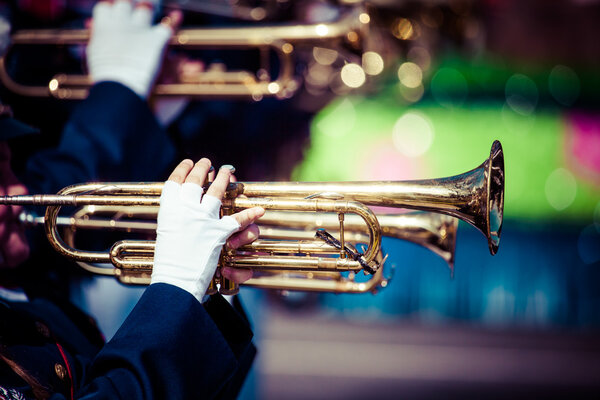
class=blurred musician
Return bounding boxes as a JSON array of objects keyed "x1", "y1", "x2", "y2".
[{"x1": 1, "y1": 1, "x2": 263, "y2": 398}]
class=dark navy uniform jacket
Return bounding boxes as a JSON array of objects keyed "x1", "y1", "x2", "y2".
[
  {"x1": 0, "y1": 82, "x2": 255, "y2": 398},
  {"x1": 11, "y1": 80, "x2": 180, "y2": 294},
  {"x1": 0, "y1": 284, "x2": 256, "y2": 399},
  {"x1": 21, "y1": 81, "x2": 177, "y2": 197}
]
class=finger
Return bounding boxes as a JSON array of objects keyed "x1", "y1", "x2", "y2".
[
  {"x1": 205, "y1": 165, "x2": 235, "y2": 199},
  {"x1": 207, "y1": 166, "x2": 215, "y2": 182},
  {"x1": 226, "y1": 223, "x2": 259, "y2": 250},
  {"x1": 184, "y1": 158, "x2": 211, "y2": 186},
  {"x1": 92, "y1": 1, "x2": 112, "y2": 23},
  {"x1": 221, "y1": 267, "x2": 253, "y2": 284},
  {"x1": 232, "y1": 207, "x2": 265, "y2": 230},
  {"x1": 160, "y1": 9, "x2": 183, "y2": 32},
  {"x1": 131, "y1": 1, "x2": 154, "y2": 27},
  {"x1": 167, "y1": 159, "x2": 194, "y2": 184},
  {"x1": 113, "y1": 0, "x2": 133, "y2": 22}
]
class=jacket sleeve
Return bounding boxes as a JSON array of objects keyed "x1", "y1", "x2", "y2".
[
  {"x1": 22, "y1": 82, "x2": 176, "y2": 196},
  {"x1": 203, "y1": 294, "x2": 257, "y2": 399},
  {"x1": 74, "y1": 283, "x2": 253, "y2": 399}
]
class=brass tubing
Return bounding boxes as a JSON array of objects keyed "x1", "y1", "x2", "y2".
[
  {"x1": 221, "y1": 254, "x2": 359, "y2": 271},
  {"x1": 76, "y1": 265, "x2": 388, "y2": 294},
  {"x1": 0, "y1": 8, "x2": 366, "y2": 99},
  {"x1": 225, "y1": 196, "x2": 382, "y2": 268},
  {"x1": 22, "y1": 207, "x2": 455, "y2": 269},
  {"x1": 244, "y1": 266, "x2": 387, "y2": 294},
  {"x1": 22, "y1": 183, "x2": 383, "y2": 274},
  {"x1": 258, "y1": 211, "x2": 457, "y2": 272},
  {"x1": 7, "y1": 7, "x2": 363, "y2": 46},
  {"x1": 237, "y1": 239, "x2": 348, "y2": 254}
]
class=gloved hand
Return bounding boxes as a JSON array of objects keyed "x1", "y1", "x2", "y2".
[
  {"x1": 86, "y1": 0, "x2": 174, "y2": 98},
  {"x1": 150, "y1": 159, "x2": 264, "y2": 302}
]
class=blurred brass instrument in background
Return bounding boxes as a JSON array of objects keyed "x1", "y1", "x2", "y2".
[
  {"x1": 0, "y1": 7, "x2": 367, "y2": 100},
  {"x1": 3, "y1": 141, "x2": 504, "y2": 294}
]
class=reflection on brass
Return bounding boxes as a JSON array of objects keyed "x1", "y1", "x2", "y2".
[
  {"x1": 0, "y1": 8, "x2": 366, "y2": 100},
  {"x1": 259, "y1": 210, "x2": 458, "y2": 275},
  {"x1": 21, "y1": 206, "x2": 456, "y2": 292},
  {"x1": 5, "y1": 141, "x2": 504, "y2": 294}
]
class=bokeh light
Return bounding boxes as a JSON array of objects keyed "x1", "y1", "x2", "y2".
[
  {"x1": 315, "y1": 24, "x2": 328, "y2": 37},
  {"x1": 545, "y1": 168, "x2": 577, "y2": 210},
  {"x1": 397, "y1": 62, "x2": 423, "y2": 88},
  {"x1": 313, "y1": 47, "x2": 338, "y2": 65},
  {"x1": 398, "y1": 83, "x2": 425, "y2": 103},
  {"x1": 548, "y1": 65, "x2": 580, "y2": 107},
  {"x1": 49, "y1": 78, "x2": 59, "y2": 92},
  {"x1": 505, "y1": 74, "x2": 538, "y2": 116},
  {"x1": 392, "y1": 18, "x2": 416, "y2": 40},
  {"x1": 346, "y1": 31, "x2": 359, "y2": 43},
  {"x1": 430, "y1": 67, "x2": 468, "y2": 108},
  {"x1": 340, "y1": 63, "x2": 366, "y2": 88},
  {"x1": 249, "y1": 7, "x2": 266, "y2": 21},
  {"x1": 392, "y1": 111, "x2": 434, "y2": 157},
  {"x1": 362, "y1": 52, "x2": 384, "y2": 76},
  {"x1": 267, "y1": 82, "x2": 280, "y2": 94}
]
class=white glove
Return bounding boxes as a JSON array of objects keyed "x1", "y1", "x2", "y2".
[
  {"x1": 150, "y1": 180, "x2": 241, "y2": 302},
  {"x1": 86, "y1": 0, "x2": 172, "y2": 98}
]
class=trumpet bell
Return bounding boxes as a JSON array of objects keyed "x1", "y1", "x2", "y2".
[
  {"x1": 229, "y1": 140, "x2": 505, "y2": 255},
  {"x1": 484, "y1": 140, "x2": 504, "y2": 254}
]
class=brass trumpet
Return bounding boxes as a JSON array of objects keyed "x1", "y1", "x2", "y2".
[
  {"x1": 0, "y1": 7, "x2": 367, "y2": 100},
  {"x1": 2, "y1": 141, "x2": 504, "y2": 294}
]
